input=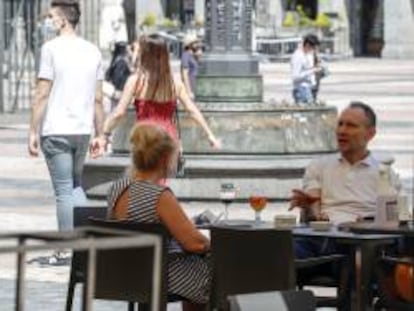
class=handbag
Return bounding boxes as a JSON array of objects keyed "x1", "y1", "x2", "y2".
[{"x1": 175, "y1": 105, "x2": 186, "y2": 177}]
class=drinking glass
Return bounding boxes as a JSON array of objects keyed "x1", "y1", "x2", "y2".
[
  {"x1": 219, "y1": 183, "x2": 236, "y2": 223},
  {"x1": 249, "y1": 188, "x2": 267, "y2": 226}
]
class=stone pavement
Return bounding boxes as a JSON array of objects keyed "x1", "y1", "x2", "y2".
[{"x1": 0, "y1": 58, "x2": 414, "y2": 310}]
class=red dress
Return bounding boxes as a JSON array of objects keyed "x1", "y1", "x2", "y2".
[{"x1": 133, "y1": 99, "x2": 178, "y2": 140}]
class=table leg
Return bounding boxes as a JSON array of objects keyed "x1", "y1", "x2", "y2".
[{"x1": 358, "y1": 241, "x2": 390, "y2": 311}]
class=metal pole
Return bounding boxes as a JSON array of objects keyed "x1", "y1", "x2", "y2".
[
  {"x1": 0, "y1": 0, "x2": 5, "y2": 113},
  {"x1": 15, "y1": 237, "x2": 26, "y2": 311},
  {"x1": 412, "y1": 120, "x2": 414, "y2": 224},
  {"x1": 83, "y1": 240, "x2": 97, "y2": 311},
  {"x1": 150, "y1": 239, "x2": 162, "y2": 311}
]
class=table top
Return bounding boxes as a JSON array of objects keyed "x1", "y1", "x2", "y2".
[
  {"x1": 292, "y1": 225, "x2": 399, "y2": 242},
  {"x1": 348, "y1": 221, "x2": 414, "y2": 236},
  {"x1": 198, "y1": 220, "x2": 400, "y2": 242}
]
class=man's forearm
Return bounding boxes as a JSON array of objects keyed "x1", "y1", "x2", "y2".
[
  {"x1": 30, "y1": 103, "x2": 44, "y2": 135},
  {"x1": 29, "y1": 80, "x2": 50, "y2": 134}
]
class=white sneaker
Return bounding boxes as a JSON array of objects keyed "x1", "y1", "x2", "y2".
[{"x1": 48, "y1": 250, "x2": 72, "y2": 265}]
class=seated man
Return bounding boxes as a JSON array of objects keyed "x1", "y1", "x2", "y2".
[
  {"x1": 291, "y1": 102, "x2": 402, "y2": 311},
  {"x1": 290, "y1": 101, "x2": 400, "y2": 258}
]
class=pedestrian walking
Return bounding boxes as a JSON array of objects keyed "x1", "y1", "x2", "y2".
[
  {"x1": 103, "y1": 41, "x2": 134, "y2": 110},
  {"x1": 28, "y1": 0, "x2": 106, "y2": 260},
  {"x1": 103, "y1": 33, "x2": 220, "y2": 181},
  {"x1": 290, "y1": 34, "x2": 322, "y2": 104},
  {"x1": 181, "y1": 34, "x2": 200, "y2": 100}
]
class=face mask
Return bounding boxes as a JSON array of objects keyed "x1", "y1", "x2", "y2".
[{"x1": 42, "y1": 18, "x2": 59, "y2": 37}]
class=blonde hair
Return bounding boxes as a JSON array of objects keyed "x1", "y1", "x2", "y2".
[{"x1": 129, "y1": 122, "x2": 177, "y2": 173}]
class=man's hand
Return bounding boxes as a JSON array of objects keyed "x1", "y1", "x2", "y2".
[
  {"x1": 289, "y1": 189, "x2": 320, "y2": 210},
  {"x1": 28, "y1": 132, "x2": 40, "y2": 157},
  {"x1": 313, "y1": 66, "x2": 323, "y2": 74},
  {"x1": 89, "y1": 136, "x2": 107, "y2": 159},
  {"x1": 289, "y1": 189, "x2": 329, "y2": 222}
]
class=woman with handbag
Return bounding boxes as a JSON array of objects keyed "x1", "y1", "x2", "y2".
[{"x1": 102, "y1": 34, "x2": 221, "y2": 168}]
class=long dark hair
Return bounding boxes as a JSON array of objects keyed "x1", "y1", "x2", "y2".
[{"x1": 138, "y1": 34, "x2": 175, "y2": 102}]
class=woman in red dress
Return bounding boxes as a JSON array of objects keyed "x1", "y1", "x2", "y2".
[{"x1": 103, "y1": 34, "x2": 221, "y2": 151}]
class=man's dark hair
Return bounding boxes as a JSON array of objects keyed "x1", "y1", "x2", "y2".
[
  {"x1": 51, "y1": 0, "x2": 81, "y2": 28},
  {"x1": 303, "y1": 34, "x2": 320, "y2": 48},
  {"x1": 349, "y1": 101, "x2": 377, "y2": 128}
]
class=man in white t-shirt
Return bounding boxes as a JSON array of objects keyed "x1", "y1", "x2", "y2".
[{"x1": 28, "y1": 0, "x2": 106, "y2": 236}]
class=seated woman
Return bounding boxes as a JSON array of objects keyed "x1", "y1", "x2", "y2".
[{"x1": 107, "y1": 122, "x2": 210, "y2": 311}]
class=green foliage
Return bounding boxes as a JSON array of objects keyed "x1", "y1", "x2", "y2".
[
  {"x1": 282, "y1": 6, "x2": 332, "y2": 29},
  {"x1": 141, "y1": 13, "x2": 157, "y2": 27},
  {"x1": 282, "y1": 11, "x2": 296, "y2": 27},
  {"x1": 161, "y1": 18, "x2": 179, "y2": 28},
  {"x1": 296, "y1": 5, "x2": 314, "y2": 27},
  {"x1": 314, "y1": 12, "x2": 332, "y2": 28}
]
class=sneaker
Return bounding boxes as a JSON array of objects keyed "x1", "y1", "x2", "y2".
[
  {"x1": 27, "y1": 251, "x2": 71, "y2": 266},
  {"x1": 47, "y1": 250, "x2": 72, "y2": 266}
]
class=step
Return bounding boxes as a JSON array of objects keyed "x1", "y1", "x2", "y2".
[{"x1": 82, "y1": 154, "x2": 322, "y2": 192}]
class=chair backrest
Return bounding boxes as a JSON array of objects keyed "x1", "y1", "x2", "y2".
[
  {"x1": 71, "y1": 205, "x2": 109, "y2": 285},
  {"x1": 72, "y1": 206, "x2": 169, "y2": 311},
  {"x1": 88, "y1": 218, "x2": 170, "y2": 311},
  {"x1": 228, "y1": 290, "x2": 317, "y2": 311},
  {"x1": 210, "y1": 226, "x2": 296, "y2": 309},
  {"x1": 73, "y1": 205, "x2": 107, "y2": 227}
]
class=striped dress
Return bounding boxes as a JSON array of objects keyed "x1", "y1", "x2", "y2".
[{"x1": 107, "y1": 178, "x2": 211, "y2": 304}]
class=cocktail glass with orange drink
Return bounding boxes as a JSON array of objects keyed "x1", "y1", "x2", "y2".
[{"x1": 249, "y1": 189, "x2": 268, "y2": 226}]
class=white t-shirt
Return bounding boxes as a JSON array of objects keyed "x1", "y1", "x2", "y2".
[
  {"x1": 290, "y1": 47, "x2": 316, "y2": 89},
  {"x1": 38, "y1": 35, "x2": 104, "y2": 136}
]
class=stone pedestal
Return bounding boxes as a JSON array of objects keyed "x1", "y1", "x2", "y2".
[
  {"x1": 382, "y1": 0, "x2": 414, "y2": 59},
  {"x1": 196, "y1": 75, "x2": 263, "y2": 102}
]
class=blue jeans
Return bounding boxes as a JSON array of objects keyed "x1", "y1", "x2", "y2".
[
  {"x1": 41, "y1": 135, "x2": 90, "y2": 230},
  {"x1": 295, "y1": 237, "x2": 337, "y2": 259},
  {"x1": 293, "y1": 86, "x2": 314, "y2": 104}
]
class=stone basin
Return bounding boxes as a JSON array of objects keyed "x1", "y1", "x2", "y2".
[
  {"x1": 83, "y1": 103, "x2": 338, "y2": 202},
  {"x1": 111, "y1": 104, "x2": 338, "y2": 155}
]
